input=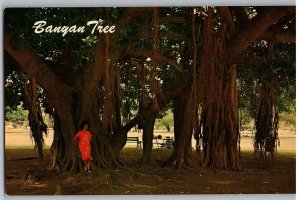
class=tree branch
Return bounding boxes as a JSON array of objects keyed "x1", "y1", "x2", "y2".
[
  {"x1": 83, "y1": 8, "x2": 148, "y2": 114},
  {"x1": 233, "y1": 55, "x2": 267, "y2": 65},
  {"x1": 109, "y1": 8, "x2": 147, "y2": 51},
  {"x1": 259, "y1": 29, "x2": 295, "y2": 43},
  {"x1": 226, "y1": 6, "x2": 295, "y2": 62},
  {"x1": 79, "y1": 35, "x2": 109, "y2": 118},
  {"x1": 4, "y1": 32, "x2": 74, "y2": 111}
]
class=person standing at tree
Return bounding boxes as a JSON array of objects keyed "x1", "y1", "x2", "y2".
[{"x1": 73, "y1": 121, "x2": 93, "y2": 172}]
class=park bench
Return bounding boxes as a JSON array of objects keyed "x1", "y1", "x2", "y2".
[
  {"x1": 152, "y1": 136, "x2": 174, "y2": 149},
  {"x1": 163, "y1": 137, "x2": 174, "y2": 149},
  {"x1": 127, "y1": 137, "x2": 142, "y2": 148},
  {"x1": 153, "y1": 138, "x2": 164, "y2": 149}
]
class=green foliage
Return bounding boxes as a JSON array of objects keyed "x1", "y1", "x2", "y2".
[
  {"x1": 43, "y1": 113, "x2": 54, "y2": 128},
  {"x1": 72, "y1": 35, "x2": 97, "y2": 71},
  {"x1": 273, "y1": 43, "x2": 296, "y2": 113},
  {"x1": 239, "y1": 108, "x2": 252, "y2": 129},
  {"x1": 4, "y1": 7, "x2": 295, "y2": 133},
  {"x1": 106, "y1": 8, "x2": 121, "y2": 19},
  {"x1": 156, "y1": 109, "x2": 173, "y2": 131},
  {"x1": 238, "y1": 41, "x2": 295, "y2": 123},
  {"x1": 5, "y1": 104, "x2": 28, "y2": 124},
  {"x1": 4, "y1": 64, "x2": 26, "y2": 110},
  {"x1": 118, "y1": 12, "x2": 149, "y2": 44},
  {"x1": 4, "y1": 8, "x2": 115, "y2": 71},
  {"x1": 279, "y1": 112, "x2": 295, "y2": 128}
]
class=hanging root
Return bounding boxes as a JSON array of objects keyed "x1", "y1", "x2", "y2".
[
  {"x1": 197, "y1": 7, "x2": 241, "y2": 170},
  {"x1": 102, "y1": 32, "x2": 118, "y2": 130},
  {"x1": 24, "y1": 77, "x2": 48, "y2": 161},
  {"x1": 48, "y1": 111, "x2": 65, "y2": 172},
  {"x1": 254, "y1": 78, "x2": 278, "y2": 169},
  {"x1": 150, "y1": 7, "x2": 162, "y2": 112},
  {"x1": 253, "y1": 42, "x2": 278, "y2": 169}
]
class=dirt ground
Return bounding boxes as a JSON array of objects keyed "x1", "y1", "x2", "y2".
[{"x1": 4, "y1": 127, "x2": 296, "y2": 195}]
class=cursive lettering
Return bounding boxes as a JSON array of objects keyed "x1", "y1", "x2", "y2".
[{"x1": 32, "y1": 20, "x2": 116, "y2": 37}]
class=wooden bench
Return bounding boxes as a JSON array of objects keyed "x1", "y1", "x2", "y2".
[{"x1": 127, "y1": 137, "x2": 142, "y2": 148}]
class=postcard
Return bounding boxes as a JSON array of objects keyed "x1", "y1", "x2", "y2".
[{"x1": 4, "y1": 6, "x2": 296, "y2": 195}]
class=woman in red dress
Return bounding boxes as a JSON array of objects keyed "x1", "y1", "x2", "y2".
[{"x1": 73, "y1": 121, "x2": 93, "y2": 172}]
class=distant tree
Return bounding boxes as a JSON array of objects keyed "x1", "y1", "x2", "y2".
[
  {"x1": 156, "y1": 110, "x2": 173, "y2": 131},
  {"x1": 5, "y1": 104, "x2": 28, "y2": 127}
]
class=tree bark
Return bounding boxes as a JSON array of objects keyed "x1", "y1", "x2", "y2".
[
  {"x1": 254, "y1": 78, "x2": 279, "y2": 169},
  {"x1": 198, "y1": 7, "x2": 240, "y2": 170},
  {"x1": 162, "y1": 89, "x2": 197, "y2": 169},
  {"x1": 253, "y1": 42, "x2": 279, "y2": 169},
  {"x1": 200, "y1": 64, "x2": 241, "y2": 170},
  {"x1": 139, "y1": 114, "x2": 159, "y2": 167},
  {"x1": 24, "y1": 77, "x2": 47, "y2": 161},
  {"x1": 5, "y1": 32, "x2": 121, "y2": 173},
  {"x1": 48, "y1": 111, "x2": 64, "y2": 171},
  {"x1": 226, "y1": 6, "x2": 295, "y2": 61}
]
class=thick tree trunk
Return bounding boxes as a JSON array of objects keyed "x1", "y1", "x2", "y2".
[
  {"x1": 47, "y1": 91, "x2": 97, "y2": 174},
  {"x1": 171, "y1": 91, "x2": 188, "y2": 168},
  {"x1": 139, "y1": 114, "x2": 159, "y2": 167},
  {"x1": 162, "y1": 89, "x2": 198, "y2": 169},
  {"x1": 46, "y1": 40, "x2": 119, "y2": 173},
  {"x1": 199, "y1": 8, "x2": 240, "y2": 170},
  {"x1": 200, "y1": 64, "x2": 240, "y2": 170},
  {"x1": 90, "y1": 95, "x2": 123, "y2": 169},
  {"x1": 48, "y1": 93, "x2": 122, "y2": 173},
  {"x1": 57, "y1": 107, "x2": 79, "y2": 173},
  {"x1": 162, "y1": 8, "x2": 198, "y2": 170}
]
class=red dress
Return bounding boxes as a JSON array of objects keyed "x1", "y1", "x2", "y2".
[{"x1": 74, "y1": 130, "x2": 93, "y2": 161}]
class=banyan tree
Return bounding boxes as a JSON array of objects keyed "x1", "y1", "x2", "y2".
[{"x1": 4, "y1": 6, "x2": 295, "y2": 173}]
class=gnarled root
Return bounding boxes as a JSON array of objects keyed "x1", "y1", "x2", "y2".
[{"x1": 138, "y1": 153, "x2": 160, "y2": 168}]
